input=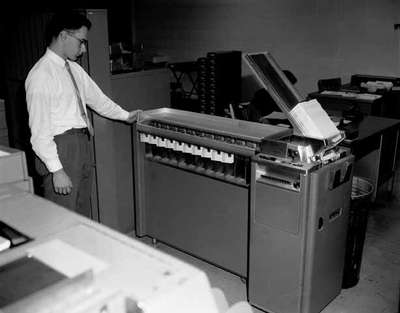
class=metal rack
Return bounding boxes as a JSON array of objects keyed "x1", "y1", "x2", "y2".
[{"x1": 168, "y1": 61, "x2": 199, "y2": 111}]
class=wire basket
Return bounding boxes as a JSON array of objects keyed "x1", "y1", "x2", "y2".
[
  {"x1": 351, "y1": 176, "x2": 374, "y2": 200},
  {"x1": 343, "y1": 176, "x2": 374, "y2": 288}
]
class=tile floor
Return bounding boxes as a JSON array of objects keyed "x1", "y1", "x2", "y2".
[{"x1": 136, "y1": 171, "x2": 400, "y2": 313}]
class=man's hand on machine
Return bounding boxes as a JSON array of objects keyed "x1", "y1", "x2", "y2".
[
  {"x1": 126, "y1": 109, "x2": 151, "y2": 123},
  {"x1": 53, "y1": 168, "x2": 73, "y2": 195},
  {"x1": 126, "y1": 109, "x2": 144, "y2": 123}
]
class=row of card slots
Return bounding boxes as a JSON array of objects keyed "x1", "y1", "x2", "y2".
[
  {"x1": 145, "y1": 144, "x2": 250, "y2": 185},
  {"x1": 140, "y1": 133, "x2": 236, "y2": 163},
  {"x1": 148, "y1": 122, "x2": 258, "y2": 149}
]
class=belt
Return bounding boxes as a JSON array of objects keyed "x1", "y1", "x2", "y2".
[{"x1": 60, "y1": 128, "x2": 89, "y2": 136}]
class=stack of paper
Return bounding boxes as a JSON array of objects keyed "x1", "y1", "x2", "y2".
[
  {"x1": 361, "y1": 80, "x2": 393, "y2": 92},
  {"x1": 0, "y1": 149, "x2": 10, "y2": 156},
  {"x1": 0, "y1": 235, "x2": 11, "y2": 252},
  {"x1": 289, "y1": 99, "x2": 341, "y2": 141}
]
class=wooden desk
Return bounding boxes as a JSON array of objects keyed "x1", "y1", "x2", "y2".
[
  {"x1": 342, "y1": 80, "x2": 400, "y2": 119},
  {"x1": 338, "y1": 115, "x2": 400, "y2": 200},
  {"x1": 0, "y1": 186, "x2": 218, "y2": 313}
]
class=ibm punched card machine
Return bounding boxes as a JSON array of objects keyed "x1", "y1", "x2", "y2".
[{"x1": 133, "y1": 52, "x2": 354, "y2": 313}]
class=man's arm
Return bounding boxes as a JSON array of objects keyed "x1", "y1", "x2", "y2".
[
  {"x1": 26, "y1": 74, "x2": 73, "y2": 194},
  {"x1": 78, "y1": 64, "x2": 146, "y2": 123},
  {"x1": 79, "y1": 67, "x2": 128, "y2": 119}
]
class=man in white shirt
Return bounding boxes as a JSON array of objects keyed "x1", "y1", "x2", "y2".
[{"x1": 25, "y1": 11, "x2": 141, "y2": 215}]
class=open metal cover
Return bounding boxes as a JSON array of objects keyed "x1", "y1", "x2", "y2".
[
  {"x1": 244, "y1": 52, "x2": 303, "y2": 113},
  {"x1": 244, "y1": 52, "x2": 344, "y2": 145}
]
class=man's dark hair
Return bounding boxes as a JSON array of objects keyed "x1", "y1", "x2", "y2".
[{"x1": 45, "y1": 11, "x2": 92, "y2": 45}]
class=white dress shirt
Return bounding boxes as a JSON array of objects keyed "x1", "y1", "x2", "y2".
[{"x1": 25, "y1": 48, "x2": 129, "y2": 173}]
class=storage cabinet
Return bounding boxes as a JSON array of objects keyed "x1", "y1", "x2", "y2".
[{"x1": 85, "y1": 10, "x2": 170, "y2": 233}]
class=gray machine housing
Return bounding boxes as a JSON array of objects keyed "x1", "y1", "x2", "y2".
[
  {"x1": 133, "y1": 52, "x2": 354, "y2": 313},
  {"x1": 134, "y1": 109, "x2": 291, "y2": 277},
  {"x1": 249, "y1": 138, "x2": 353, "y2": 313}
]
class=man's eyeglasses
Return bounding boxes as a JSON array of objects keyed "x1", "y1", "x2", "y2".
[{"x1": 66, "y1": 32, "x2": 88, "y2": 47}]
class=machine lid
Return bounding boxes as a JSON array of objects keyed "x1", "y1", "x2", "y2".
[{"x1": 139, "y1": 107, "x2": 291, "y2": 142}]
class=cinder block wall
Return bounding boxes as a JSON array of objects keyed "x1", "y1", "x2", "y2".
[{"x1": 134, "y1": 0, "x2": 399, "y2": 99}]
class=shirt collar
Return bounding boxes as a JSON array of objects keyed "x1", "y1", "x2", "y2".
[{"x1": 45, "y1": 48, "x2": 68, "y2": 67}]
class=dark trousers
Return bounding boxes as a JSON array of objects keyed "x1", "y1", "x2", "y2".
[{"x1": 35, "y1": 128, "x2": 94, "y2": 217}]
